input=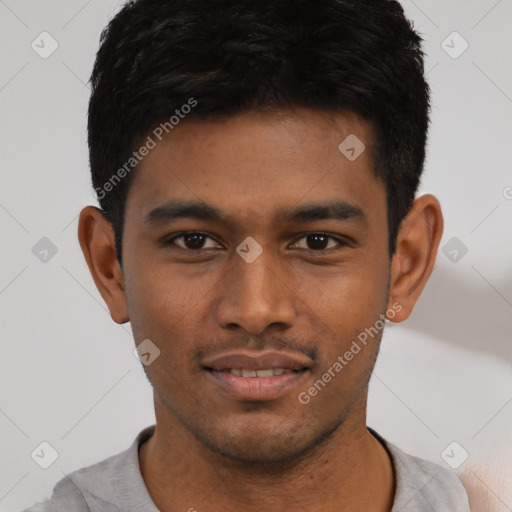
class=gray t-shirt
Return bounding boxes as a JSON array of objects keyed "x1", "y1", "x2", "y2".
[{"x1": 21, "y1": 425, "x2": 472, "y2": 512}]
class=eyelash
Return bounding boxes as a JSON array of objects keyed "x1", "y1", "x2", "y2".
[{"x1": 163, "y1": 231, "x2": 348, "y2": 252}]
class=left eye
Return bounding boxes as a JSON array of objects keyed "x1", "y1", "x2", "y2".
[{"x1": 291, "y1": 233, "x2": 345, "y2": 251}]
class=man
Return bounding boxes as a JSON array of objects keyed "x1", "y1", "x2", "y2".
[{"x1": 23, "y1": 0, "x2": 473, "y2": 510}]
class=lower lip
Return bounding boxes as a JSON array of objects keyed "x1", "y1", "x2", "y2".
[{"x1": 205, "y1": 369, "x2": 310, "y2": 401}]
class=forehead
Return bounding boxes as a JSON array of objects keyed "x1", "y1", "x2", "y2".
[{"x1": 124, "y1": 108, "x2": 385, "y2": 230}]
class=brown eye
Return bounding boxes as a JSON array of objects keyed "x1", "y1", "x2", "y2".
[
  {"x1": 292, "y1": 233, "x2": 345, "y2": 251},
  {"x1": 165, "y1": 232, "x2": 220, "y2": 250}
]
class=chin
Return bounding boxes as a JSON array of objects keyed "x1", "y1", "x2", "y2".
[
  {"x1": 193, "y1": 416, "x2": 339, "y2": 466},
  {"x1": 206, "y1": 435, "x2": 314, "y2": 464}
]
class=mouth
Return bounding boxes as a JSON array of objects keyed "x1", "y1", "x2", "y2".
[
  {"x1": 201, "y1": 350, "x2": 313, "y2": 401},
  {"x1": 203, "y1": 367, "x2": 310, "y2": 401},
  {"x1": 205, "y1": 367, "x2": 308, "y2": 377}
]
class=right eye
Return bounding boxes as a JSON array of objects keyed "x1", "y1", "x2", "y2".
[{"x1": 163, "y1": 231, "x2": 223, "y2": 251}]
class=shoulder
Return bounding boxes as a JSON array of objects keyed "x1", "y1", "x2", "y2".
[
  {"x1": 20, "y1": 476, "x2": 88, "y2": 512},
  {"x1": 370, "y1": 430, "x2": 472, "y2": 512},
  {"x1": 20, "y1": 454, "x2": 126, "y2": 512},
  {"x1": 20, "y1": 426, "x2": 155, "y2": 512},
  {"x1": 392, "y1": 447, "x2": 471, "y2": 511}
]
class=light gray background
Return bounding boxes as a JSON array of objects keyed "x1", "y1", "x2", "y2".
[{"x1": 1, "y1": 1, "x2": 511, "y2": 511}]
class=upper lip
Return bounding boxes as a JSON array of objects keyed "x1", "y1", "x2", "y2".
[{"x1": 201, "y1": 350, "x2": 313, "y2": 371}]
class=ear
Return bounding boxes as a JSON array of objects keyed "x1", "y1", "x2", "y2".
[
  {"x1": 77, "y1": 206, "x2": 129, "y2": 324},
  {"x1": 387, "y1": 194, "x2": 444, "y2": 322}
]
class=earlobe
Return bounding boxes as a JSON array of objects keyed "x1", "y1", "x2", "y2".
[
  {"x1": 387, "y1": 194, "x2": 444, "y2": 323},
  {"x1": 77, "y1": 206, "x2": 129, "y2": 324}
]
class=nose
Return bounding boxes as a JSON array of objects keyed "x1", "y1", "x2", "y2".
[{"x1": 214, "y1": 249, "x2": 297, "y2": 335}]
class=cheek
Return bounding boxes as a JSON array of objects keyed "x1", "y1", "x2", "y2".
[
  {"x1": 124, "y1": 262, "x2": 223, "y2": 362},
  {"x1": 127, "y1": 262, "x2": 202, "y2": 315},
  {"x1": 299, "y1": 263, "x2": 388, "y2": 327}
]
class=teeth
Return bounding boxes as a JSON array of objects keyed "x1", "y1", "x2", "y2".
[
  {"x1": 229, "y1": 368, "x2": 291, "y2": 377},
  {"x1": 256, "y1": 369, "x2": 274, "y2": 377}
]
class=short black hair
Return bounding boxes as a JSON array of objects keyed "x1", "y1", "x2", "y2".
[{"x1": 88, "y1": 0, "x2": 430, "y2": 267}]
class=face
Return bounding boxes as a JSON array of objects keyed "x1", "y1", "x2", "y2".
[{"x1": 121, "y1": 108, "x2": 391, "y2": 463}]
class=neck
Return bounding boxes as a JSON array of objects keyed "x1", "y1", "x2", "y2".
[{"x1": 139, "y1": 394, "x2": 395, "y2": 512}]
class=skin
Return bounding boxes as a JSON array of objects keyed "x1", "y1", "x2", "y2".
[{"x1": 78, "y1": 108, "x2": 443, "y2": 512}]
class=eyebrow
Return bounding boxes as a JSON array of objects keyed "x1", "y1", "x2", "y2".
[{"x1": 143, "y1": 199, "x2": 367, "y2": 227}]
